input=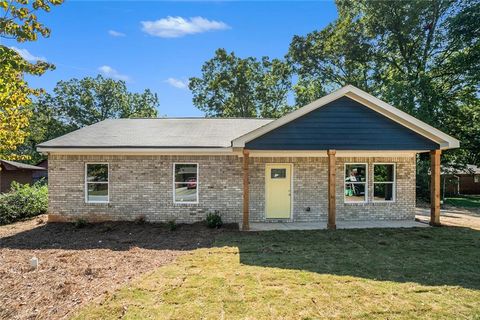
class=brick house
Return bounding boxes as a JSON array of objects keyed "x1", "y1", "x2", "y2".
[{"x1": 37, "y1": 86, "x2": 459, "y2": 229}]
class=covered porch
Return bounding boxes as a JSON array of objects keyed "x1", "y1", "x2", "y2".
[
  {"x1": 241, "y1": 149, "x2": 442, "y2": 231},
  {"x1": 233, "y1": 86, "x2": 457, "y2": 231}
]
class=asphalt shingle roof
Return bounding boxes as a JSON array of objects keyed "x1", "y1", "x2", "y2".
[
  {"x1": 37, "y1": 118, "x2": 274, "y2": 149},
  {"x1": 0, "y1": 160, "x2": 46, "y2": 170}
]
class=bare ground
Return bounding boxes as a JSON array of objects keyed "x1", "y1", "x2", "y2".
[
  {"x1": 0, "y1": 216, "x2": 234, "y2": 320},
  {"x1": 416, "y1": 207, "x2": 480, "y2": 230},
  {"x1": 2, "y1": 209, "x2": 479, "y2": 320}
]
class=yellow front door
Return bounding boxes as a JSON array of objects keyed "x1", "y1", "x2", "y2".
[{"x1": 265, "y1": 164, "x2": 292, "y2": 219}]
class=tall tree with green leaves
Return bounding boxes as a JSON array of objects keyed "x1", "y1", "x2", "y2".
[
  {"x1": 288, "y1": 0, "x2": 480, "y2": 166},
  {"x1": 0, "y1": 0, "x2": 63, "y2": 160},
  {"x1": 189, "y1": 48, "x2": 293, "y2": 118},
  {"x1": 19, "y1": 75, "x2": 159, "y2": 162}
]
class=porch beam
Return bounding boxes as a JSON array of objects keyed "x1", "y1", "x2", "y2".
[
  {"x1": 242, "y1": 149, "x2": 250, "y2": 231},
  {"x1": 430, "y1": 149, "x2": 441, "y2": 226},
  {"x1": 328, "y1": 149, "x2": 336, "y2": 230}
]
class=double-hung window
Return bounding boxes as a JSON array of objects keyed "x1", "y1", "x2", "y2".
[
  {"x1": 344, "y1": 164, "x2": 367, "y2": 203},
  {"x1": 174, "y1": 163, "x2": 198, "y2": 203},
  {"x1": 373, "y1": 164, "x2": 395, "y2": 202},
  {"x1": 85, "y1": 163, "x2": 109, "y2": 203}
]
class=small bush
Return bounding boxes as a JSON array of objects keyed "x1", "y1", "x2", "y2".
[
  {"x1": 167, "y1": 219, "x2": 177, "y2": 231},
  {"x1": 134, "y1": 215, "x2": 146, "y2": 224},
  {"x1": 74, "y1": 218, "x2": 89, "y2": 229},
  {"x1": 206, "y1": 212, "x2": 222, "y2": 229},
  {"x1": 0, "y1": 182, "x2": 48, "y2": 225}
]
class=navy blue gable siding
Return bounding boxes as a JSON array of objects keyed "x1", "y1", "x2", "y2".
[{"x1": 245, "y1": 96, "x2": 439, "y2": 150}]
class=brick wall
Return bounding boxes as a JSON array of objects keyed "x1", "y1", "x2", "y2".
[
  {"x1": 48, "y1": 155, "x2": 243, "y2": 223},
  {"x1": 48, "y1": 154, "x2": 416, "y2": 223}
]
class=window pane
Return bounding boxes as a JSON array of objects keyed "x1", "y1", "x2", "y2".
[
  {"x1": 271, "y1": 168, "x2": 286, "y2": 179},
  {"x1": 175, "y1": 183, "x2": 197, "y2": 202},
  {"x1": 175, "y1": 164, "x2": 197, "y2": 183},
  {"x1": 345, "y1": 164, "x2": 366, "y2": 182},
  {"x1": 374, "y1": 164, "x2": 394, "y2": 182},
  {"x1": 345, "y1": 183, "x2": 366, "y2": 202},
  {"x1": 87, "y1": 183, "x2": 108, "y2": 202},
  {"x1": 374, "y1": 183, "x2": 394, "y2": 201},
  {"x1": 87, "y1": 164, "x2": 108, "y2": 182}
]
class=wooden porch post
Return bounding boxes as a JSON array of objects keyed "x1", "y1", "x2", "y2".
[
  {"x1": 328, "y1": 150, "x2": 336, "y2": 230},
  {"x1": 430, "y1": 149, "x2": 441, "y2": 226},
  {"x1": 242, "y1": 149, "x2": 250, "y2": 231}
]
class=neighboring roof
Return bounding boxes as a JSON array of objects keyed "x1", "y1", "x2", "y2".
[
  {"x1": 37, "y1": 118, "x2": 273, "y2": 150},
  {"x1": 232, "y1": 85, "x2": 460, "y2": 150},
  {"x1": 443, "y1": 165, "x2": 480, "y2": 175},
  {"x1": 0, "y1": 160, "x2": 47, "y2": 171}
]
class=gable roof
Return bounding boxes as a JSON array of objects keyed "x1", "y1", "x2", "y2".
[
  {"x1": 37, "y1": 118, "x2": 273, "y2": 151},
  {"x1": 232, "y1": 85, "x2": 459, "y2": 150},
  {"x1": 0, "y1": 160, "x2": 46, "y2": 171}
]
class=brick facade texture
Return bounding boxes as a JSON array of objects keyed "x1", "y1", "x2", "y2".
[{"x1": 48, "y1": 154, "x2": 416, "y2": 223}]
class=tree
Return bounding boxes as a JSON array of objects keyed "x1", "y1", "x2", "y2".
[
  {"x1": 189, "y1": 49, "x2": 293, "y2": 118},
  {"x1": 288, "y1": 0, "x2": 480, "y2": 166},
  {"x1": 50, "y1": 75, "x2": 158, "y2": 128},
  {"x1": 19, "y1": 75, "x2": 160, "y2": 162},
  {"x1": 0, "y1": 0, "x2": 63, "y2": 160},
  {"x1": 288, "y1": 9, "x2": 378, "y2": 105}
]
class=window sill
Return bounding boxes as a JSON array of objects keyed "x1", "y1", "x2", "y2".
[
  {"x1": 371, "y1": 201, "x2": 396, "y2": 205},
  {"x1": 174, "y1": 202, "x2": 199, "y2": 206},
  {"x1": 344, "y1": 202, "x2": 368, "y2": 205},
  {"x1": 343, "y1": 201, "x2": 396, "y2": 206}
]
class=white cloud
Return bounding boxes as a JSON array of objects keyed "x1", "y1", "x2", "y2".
[
  {"x1": 108, "y1": 30, "x2": 126, "y2": 37},
  {"x1": 98, "y1": 65, "x2": 130, "y2": 82},
  {"x1": 165, "y1": 77, "x2": 188, "y2": 89},
  {"x1": 141, "y1": 16, "x2": 230, "y2": 38},
  {"x1": 9, "y1": 46, "x2": 46, "y2": 62}
]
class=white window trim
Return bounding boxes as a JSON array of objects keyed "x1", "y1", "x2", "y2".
[
  {"x1": 85, "y1": 163, "x2": 109, "y2": 204},
  {"x1": 372, "y1": 163, "x2": 396, "y2": 203},
  {"x1": 173, "y1": 162, "x2": 199, "y2": 204},
  {"x1": 344, "y1": 163, "x2": 368, "y2": 204}
]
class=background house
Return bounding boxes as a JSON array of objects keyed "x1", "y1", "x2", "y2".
[
  {"x1": 33, "y1": 159, "x2": 48, "y2": 183},
  {"x1": 443, "y1": 165, "x2": 480, "y2": 196},
  {"x1": 0, "y1": 160, "x2": 47, "y2": 193}
]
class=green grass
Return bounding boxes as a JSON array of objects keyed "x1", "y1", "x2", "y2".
[
  {"x1": 73, "y1": 227, "x2": 480, "y2": 319},
  {"x1": 445, "y1": 195, "x2": 480, "y2": 208}
]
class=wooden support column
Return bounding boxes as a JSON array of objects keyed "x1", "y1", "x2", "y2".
[
  {"x1": 242, "y1": 149, "x2": 250, "y2": 231},
  {"x1": 328, "y1": 150, "x2": 336, "y2": 230},
  {"x1": 430, "y1": 149, "x2": 441, "y2": 226}
]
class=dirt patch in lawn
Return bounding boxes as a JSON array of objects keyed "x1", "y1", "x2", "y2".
[{"x1": 0, "y1": 215, "x2": 235, "y2": 320}]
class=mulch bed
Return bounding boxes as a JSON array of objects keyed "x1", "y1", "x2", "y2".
[{"x1": 0, "y1": 216, "x2": 236, "y2": 319}]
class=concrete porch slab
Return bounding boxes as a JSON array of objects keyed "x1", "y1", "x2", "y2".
[{"x1": 247, "y1": 220, "x2": 428, "y2": 231}]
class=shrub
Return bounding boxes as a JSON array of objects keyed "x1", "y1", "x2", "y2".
[
  {"x1": 134, "y1": 215, "x2": 146, "y2": 224},
  {"x1": 167, "y1": 219, "x2": 177, "y2": 231},
  {"x1": 206, "y1": 212, "x2": 222, "y2": 229},
  {"x1": 0, "y1": 182, "x2": 48, "y2": 225},
  {"x1": 74, "y1": 218, "x2": 89, "y2": 229}
]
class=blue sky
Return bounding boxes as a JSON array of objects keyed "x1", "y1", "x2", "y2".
[{"x1": 4, "y1": 1, "x2": 337, "y2": 117}]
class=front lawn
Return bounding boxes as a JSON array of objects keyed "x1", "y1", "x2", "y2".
[
  {"x1": 445, "y1": 195, "x2": 480, "y2": 208},
  {"x1": 74, "y1": 227, "x2": 480, "y2": 319}
]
